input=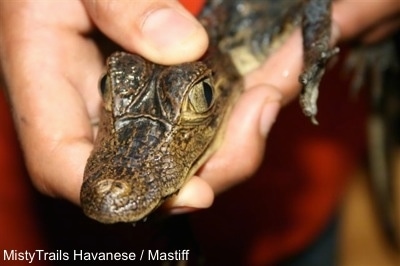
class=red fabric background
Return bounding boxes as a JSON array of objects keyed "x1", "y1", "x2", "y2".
[{"x1": 0, "y1": 94, "x2": 50, "y2": 266}]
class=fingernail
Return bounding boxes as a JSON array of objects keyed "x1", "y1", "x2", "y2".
[
  {"x1": 142, "y1": 8, "x2": 200, "y2": 49},
  {"x1": 260, "y1": 102, "x2": 280, "y2": 137}
]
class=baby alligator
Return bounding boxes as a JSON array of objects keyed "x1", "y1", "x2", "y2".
[{"x1": 81, "y1": 0, "x2": 337, "y2": 223}]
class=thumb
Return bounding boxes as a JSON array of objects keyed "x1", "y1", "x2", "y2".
[{"x1": 82, "y1": 0, "x2": 208, "y2": 64}]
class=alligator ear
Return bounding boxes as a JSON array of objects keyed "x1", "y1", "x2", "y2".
[
  {"x1": 98, "y1": 73, "x2": 113, "y2": 111},
  {"x1": 99, "y1": 73, "x2": 108, "y2": 98}
]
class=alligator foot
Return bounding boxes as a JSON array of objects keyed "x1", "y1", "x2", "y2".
[
  {"x1": 299, "y1": 0, "x2": 338, "y2": 125},
  {"x1": 299, "y1": 46, "x2": 339, "y2": 125}
]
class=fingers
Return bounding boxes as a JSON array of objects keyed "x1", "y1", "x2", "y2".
[
  {"x1": 175, "y1": 31, "x2": 302, "y2": 203},
  {"x1": 0, "y1": 1, "x2": 102, "y2": 205},
  {"x1": 10, "y1": 68, "x2": 95, "y2": 206},
  {"x1": 197, "y1": 85, "x2": 282, "y2": 194},
  {"x1": 246, "y1": 30, "x2": 304, "y2": 105},
  {"x1": 82, "y1": 0, "x2": 208, "y2": 64},
  {"x1": 10, "y1": 73, "x2": 94, "y2": 205},
  {"x1": 333, "y1": 0, "x2": 400, "y2": 43},
  {"x1": 165, "y1": 176, "x2": 214, "y2": 212},
  {"x1": 164, "y1": 85, "x2": 281, "y2": 210},
  {"x1": 360, "y1": 18, "x2": 400, "y2": 43}
]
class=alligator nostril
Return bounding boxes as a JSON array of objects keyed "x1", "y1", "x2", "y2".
[
  {"x1": 110, "y1": 180, "x2": 130, "y2": 196},
  {"x1": 95, "y1": 179, "x2": 113, "y2": 194},
  {"x1": 114, "y1": 181, "x2": 123, "y2": 189},
  {"x1": 93, "y1": 179, "x2": 131, "y2": 197}
]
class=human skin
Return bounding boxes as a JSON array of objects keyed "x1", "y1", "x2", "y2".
[{"x1": 0, "y1": 0, "x2": 399, "y2": 211}]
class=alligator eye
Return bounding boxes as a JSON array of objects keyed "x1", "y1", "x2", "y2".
[
  {"x1": 188, "y1": 78, "x2": 214, "y2": 113},
  {"x1": 99, "y1": 74, "x2": 109, "y2": 97}
]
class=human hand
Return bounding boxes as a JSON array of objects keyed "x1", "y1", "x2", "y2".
[
  {"x1": 0, "y1": 0, "x2": 281, "y2": 213},
  {"x1": 333, "y1": 0, "x2": 400, "y2": 44},
  {"x1": 192, "y1": 0, "x2": 400, "y2": 209},
  {"x1": 158, "y1": 0, "x2": 400, "y2": 211},
  {"x1": 0, "y1": 0, "x2": 209, "y2": 207},
  {"x1": 2, "y1": 0, "x2": 398, "y2": 215}
]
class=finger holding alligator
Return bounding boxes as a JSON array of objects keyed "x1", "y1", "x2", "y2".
[
  {"x1": 81, "y1": 0, "x2": 340, "y2": 223},
  {"x1": 81, "y1": 0, "x2": 208, "y2": 65},
  {"x1": 358, "y1": 18, "x2": 400, "y2": 44},
  {"x1": 245, "y1": 25, "x2": 340, "y2": 107},
  {"x1": 163, "y1": 176, "x2": 214, "y2": 214},
  {"x1": 162, "y1": 85, "x2": 281, "y2": 212},
  {"x1": 190, "y1": 85, "x2": 281, "y2": 195},
  {"x1": 244, "y1": 30, "x2": 304, "y2": 106},
  {"x1": 332, "y1": 0, "x2": 400, "y2": 43},
  {"x1": 167, "y1": 22, "x2": 337, "y2": 210}
]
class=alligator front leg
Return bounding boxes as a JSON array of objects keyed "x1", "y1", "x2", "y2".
[
  {"x1": 299, "y1": 0, "x2": 339, "y2": 124},
  {"x1": 201, "y1": 0, "x2": 338, "y2": 124}
]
